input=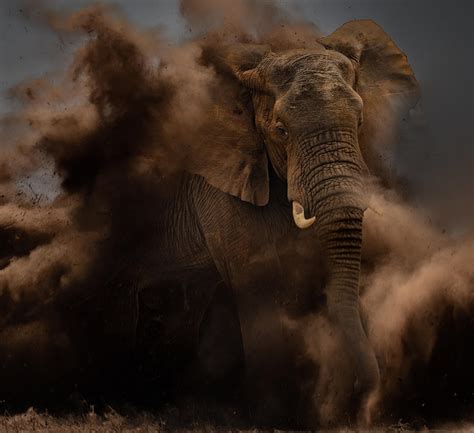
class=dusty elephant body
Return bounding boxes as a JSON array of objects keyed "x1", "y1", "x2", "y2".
[
  {"x1": 107, "y1": 19, "x2": 420, "y2": 426},
  {"x1": 132, "y1": 161, "x2": 363, "y2": 426},
  {"x1": 0, "y1": 19, "x2": 419, "y2": 427},
  {"x1": 131, "y1": 172, "x2": 324, "y2": 422}
]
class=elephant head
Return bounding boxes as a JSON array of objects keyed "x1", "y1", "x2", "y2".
[{"x1": 188, "y1": 20, "x2": 419, "y2": 422}]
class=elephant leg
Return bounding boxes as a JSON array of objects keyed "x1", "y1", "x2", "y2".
[
  {"x1": 215, "y1": 258, "x2": 318, "y2": 426},
  {"x1": 195, "y1": 280, "x2": 245, "y2": 397},
  {"x1": 167, "y1": 279, "x2": 247, "y2": 424},
  {"x1": 235, "y1": 294, "x2": 317, "y2": 429}
]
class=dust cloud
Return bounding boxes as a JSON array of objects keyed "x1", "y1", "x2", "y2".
[
  {"x1": 0, "y1": 0, "x2": 472, "y2": 429},
  {"x1": 361, "y1": 183, "x2": 474, "y2": 424}
]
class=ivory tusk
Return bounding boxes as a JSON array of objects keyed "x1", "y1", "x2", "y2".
[{"x1": 292, "y1": 201, "x2": 316, "y2": 229}]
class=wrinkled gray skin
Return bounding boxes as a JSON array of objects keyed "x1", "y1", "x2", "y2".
[{"x1": 109, "y1": 20, "x2": 418, "y2": 427}]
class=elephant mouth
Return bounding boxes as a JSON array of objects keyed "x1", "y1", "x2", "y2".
[{"x1": 292, "y1": 200, "x2": 316, "y2": 229}]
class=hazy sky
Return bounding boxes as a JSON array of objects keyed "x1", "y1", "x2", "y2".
[{"x1": 1, "y1": 0, "x2": 473, "y2": 228}]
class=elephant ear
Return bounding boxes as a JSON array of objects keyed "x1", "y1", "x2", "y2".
[
  {"x1": 319, "y1": 20, "x2": 420, "y2": 182},
  {"x1": 185, "y1": 44, "x2": 271, "y2": 206}
]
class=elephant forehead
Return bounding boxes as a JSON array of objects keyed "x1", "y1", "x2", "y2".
[
  {"x1": 264, "y1": 51, "x2": 355, "y2": 91},
  {"x1": 286, "y1": 69, "x2": 356, "y2": 105},
  {"x1": 278, "y1": 49, "x2": 351, "y2": 70},
  {"x1": 301, "y1": 52, "x2": 354, "y2": 81}
]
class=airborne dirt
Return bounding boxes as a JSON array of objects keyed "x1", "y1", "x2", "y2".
[{"x1": 0, "y1": 0, "x2": 473, "y2": 431}]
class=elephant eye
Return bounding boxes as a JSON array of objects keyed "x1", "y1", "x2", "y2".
[{"x1": 275, "y1": 121, "x2": 288, "y2": 140}]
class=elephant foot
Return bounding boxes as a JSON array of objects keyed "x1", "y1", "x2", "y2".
[
  {"x1": 314, "y1": 363, "x2": 379, "y2": 427},
  {"x1": 307, "y1": 317, "x2": 379, "y2": 428}
]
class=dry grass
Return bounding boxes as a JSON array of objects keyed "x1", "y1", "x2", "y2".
[
  {"x1": 0, "y1": 408, "x2": 473, "y2": 433},
  {"x1": 0, "y1": 408, "x2": 474, "y2": 433},
  {"x1": 0, "y1": 408, "x2": 164, "y2": 433}
]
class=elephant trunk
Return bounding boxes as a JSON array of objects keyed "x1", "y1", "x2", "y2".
[
  {"x1": 288, "y1": 129, "x2": 379, "y2": 420},
  {"x1": 320, "y1": 209, "x2": 379, "y2": 415}
]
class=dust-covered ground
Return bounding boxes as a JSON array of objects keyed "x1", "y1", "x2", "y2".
[
  {"x1": 0, "y1": 409, "x2": 473, "y2": 433},
  {"x1": 0, "y1": 0, "x2": 473, "y2": 431}
]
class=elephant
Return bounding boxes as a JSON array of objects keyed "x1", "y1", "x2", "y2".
[
  {"x1": 104, "y1": 19, "x2": 417, "y2": 426},
  {"x1": 0, "y1": 19, "x2": 419, "y2": 427}
]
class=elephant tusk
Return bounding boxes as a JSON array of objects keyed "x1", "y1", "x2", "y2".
[{"x1": 292, "y1": 201, "x2": 316, "y2": 229}]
